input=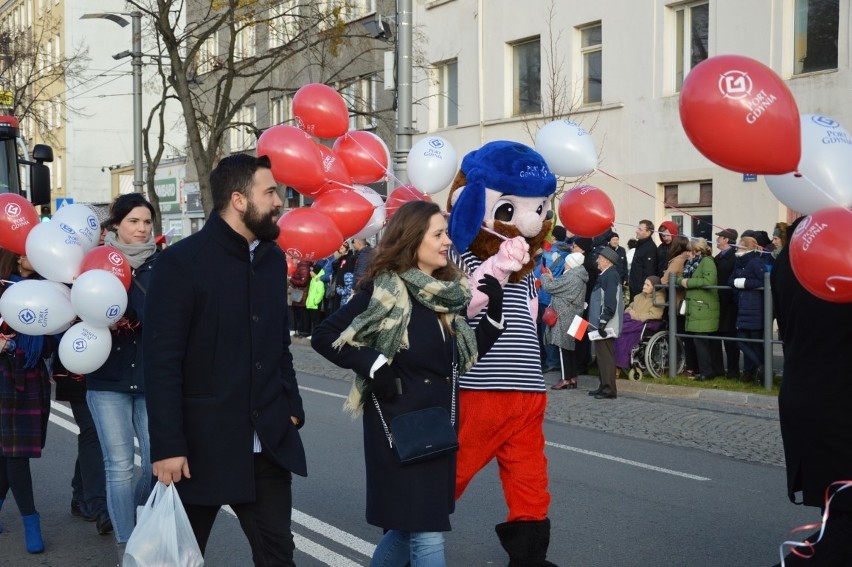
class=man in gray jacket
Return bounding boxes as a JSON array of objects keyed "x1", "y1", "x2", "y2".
[{"x1": 588, "y1": 247, "x2": 624, "y2": 399}]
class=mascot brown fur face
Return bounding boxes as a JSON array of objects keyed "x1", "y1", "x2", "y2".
[{"x1": 447, "y1": 171, "x2": 552, "y2": 284}]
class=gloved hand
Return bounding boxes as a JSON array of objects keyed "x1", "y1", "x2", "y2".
[
  {"x1": 493, "y1": 236, "x2": 531, "y2": 280},
  {"x1": 372, "y1": 364, "x2": 401, "y2": 402},
  {"x1": 733, "y1": 277, "x2": 746, "y2": 289},
  {"x1": 597, "y1": 324, "x2": 608, "y2": 339},
  {"x1": 477, "y1": 274, "x2": 504, "y2": 322}
]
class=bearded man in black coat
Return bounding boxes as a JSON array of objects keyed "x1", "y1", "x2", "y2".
[{"x1": 144, "y1": 154, "x2": 306, "y2": 565}]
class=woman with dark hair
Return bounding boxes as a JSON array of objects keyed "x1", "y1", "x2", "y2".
[
  {"x1": 0, "y1": 251, "x2": 56, "y2": 553},
  {"x1": 678, "y1": 238, "x2": 720, "y2": 380},
  {"x1": 85, "y1": 192, "x2": 159, "y2": 558},
  {"x1": 312, "y1": 201, "x2": 504, "y2": 566},
  {"x1": 661, "y1": 234, "x2": 698, "y2": 375}
]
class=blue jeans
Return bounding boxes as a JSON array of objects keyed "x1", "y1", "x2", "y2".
[
  {"x1": 86, "y1": 390, "x2": 153, "y2": 543},
  {"x1": 371, "y1": 530, "x2": 445, "y2": 567},
  {"x1": 737, "y1": 329, "x2": 763, "y2": 372}
]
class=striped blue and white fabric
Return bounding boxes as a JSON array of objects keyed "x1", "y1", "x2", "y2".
[{"x1": 454, "y1": 250, "x2": 546, "y2": 392}]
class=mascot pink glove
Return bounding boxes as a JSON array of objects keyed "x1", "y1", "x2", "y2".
[{"x1": 467, "y1": 236, "x2": 530, "y2": 318}]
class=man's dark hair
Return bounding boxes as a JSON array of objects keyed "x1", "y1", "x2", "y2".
[
  {"x1": 210, "y1": 154, "x2": 273, "y2": 212},
  {"x1": 639, "y1": 219, "x2": 655, "y2": 233}
]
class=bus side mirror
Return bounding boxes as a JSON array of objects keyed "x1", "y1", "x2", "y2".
[
  {"x1": 30, "y1": 163, "x2": 50, "y2": 206},
  {"x1": 32, "y1": 144, "x2": 53, "y2": 163}
]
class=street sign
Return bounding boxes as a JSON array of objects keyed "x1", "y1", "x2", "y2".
[
  {"x1": 56, "y1": 197, "x2": 74, "y2": 209},
  {"x1": 742, "y1": 173, "x2": 758, "y2": 182},
  {"x1": 0, "y1": 91, "x2": 13, "y2": 107}
]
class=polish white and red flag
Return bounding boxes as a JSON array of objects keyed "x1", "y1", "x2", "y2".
[{"x1": 566, "y1": 315, "x2": 589, "y2": 340}]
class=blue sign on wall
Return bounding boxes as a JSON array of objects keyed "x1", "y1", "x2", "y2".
[
  {"x1": 56, "y1": 197, "x2": 74, "y2": 209},
  {"x1": 742, "y1": 174, "x2": 758, "y2": 182}
]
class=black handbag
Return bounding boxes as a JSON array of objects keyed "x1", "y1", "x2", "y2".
[{"x1": 372, "y1": 341, "x2": 459, "y2": 466}]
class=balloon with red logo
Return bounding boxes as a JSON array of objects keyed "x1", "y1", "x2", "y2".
[
  {"x1": 557, "y1": 185, "x2": 614, "y2": 238},
  {"x1": 314, "y1": 143, "x2": 353, "y2": 194},
  {"x1": 311, "y1": 189, "x2": 374, "y2": 239},
  {"x1": 789, "y1": 207, "x2": 852, "y2": 302},
  {"x1": 292, "y1": 83, "x2": 350, "y2": 139},
  {"x1": 257, "y1": 125, "x2": 325, "y2": 192},
  {"x1": 276, "y1": 208, "x2": 343, "y2": 261},
  {"x1": 679, "y1": 54, "x2": 801, "y2": 174},
  {"x1": 385, "y1": 185, "x2": 433, "y2": 220},
  {"x1": 0, "y1": 193, "x2": 40, "y2": 255},
  {"x1": 333, "y1": 131, "x2": 389, "y2": 184},
  {"x1": 79, "y1": 246, "x2": 131, "y2": 290}
]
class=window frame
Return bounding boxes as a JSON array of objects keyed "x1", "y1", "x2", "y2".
[
  {"x1": 511, "y1": 36, "x2": 542, "y2": 116},
  {"x1": 793, "y1": 0, "x2": 839, "y2": 76},
  {"x1": 436, "y1": 59, "x2": 459, "y2": 128},
  {"x1": 579, "y1": 23, "x2": 602, "y2": 105},
  {"x1": 673, "y1": 1, "x2": 709, "y2": 92}
]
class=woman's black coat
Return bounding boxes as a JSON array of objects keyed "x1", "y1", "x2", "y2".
[
  {"x1": 311, "y1": 285, "x2": 501, "y2": 532},
  {"x1": 772, "y1": 235, "x2": 852, "y2": 511}
]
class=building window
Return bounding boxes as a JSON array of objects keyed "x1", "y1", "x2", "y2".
[
  {"x1": 270, "y1": 96, "x2": 285, "y2": 126},
  {"x1": 674, "y1": 2, "x2": 709, "y2": 91},
  {"x1": 580, "y1": 24, "x2": 602, "y2": 104},
  {"x1": 234, "y1": 20, "x2": 256, "y2": 60},
  {"x1": 512, "y1": 38, "x2": 541, "y2": 115},
  {"x1": 269, "y1": 1, "x2": 298, "y2": 48},
  {"x1": 663, "y1": 181, "x2": 713, "y2": 240},
  {"x1": 231, "y1": 104, "x2": 257, "y2": 151},
  {"x1": 197, "y1": 32, "x2": 219, "y2": 74},
  {"x1": 437, "y1": 59, "x2": 458, "y2": 128},
  {"x1": 341, "y1": 78, "x2": 375, "y2": 130},
  {"x1": 794, "y1": 0, "x2": 839, "y2": 75}
]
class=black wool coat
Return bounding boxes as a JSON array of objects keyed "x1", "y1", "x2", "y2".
[
  {"x1": 629, "y1": 237, "x2": 658, "y2": 299},
  {"x1": 772, "y1": 238, "x2": 852, "y2": 511},
  {"x1": 311, "y1": 285, "x2": 502, "y2": 532},
  {"x1": 713, "y1": 248, "x2": 737, "y2": 333},
  {"x1": 144, "y1": 211, "x2": 306, "y2": 506}
]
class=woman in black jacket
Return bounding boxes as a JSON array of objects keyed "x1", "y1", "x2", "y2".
[
  {"x1": 85, "y1": 193, "x2": 158, "y2": 556},
  {"x1": 312, "y1": 201, "x2": 503, "y2": 566}
]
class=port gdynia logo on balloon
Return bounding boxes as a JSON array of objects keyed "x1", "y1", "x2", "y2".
[{"x1": 718, "y1": 70, "x2": 753, "y2": 100}]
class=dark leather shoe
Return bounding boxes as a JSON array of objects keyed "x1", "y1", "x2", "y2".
[
  {"x1": 71, "y1": 500, "x2": 95, "y2": 522},
  {"x1": 96, "y1": 512, "x2": 113, "y2": 535},
  {"x1": 588, "y1": 388, "x2": 603, "y2": 396},
  {"x1": 550, "y1": 380, "x2": 570, "y2": 390},
  {"x1": 567, "y1": 378, "x2": 578, "y2": 389},
  {"x1": 594, "y1": 392, "x2": 617, "y2": 399}
]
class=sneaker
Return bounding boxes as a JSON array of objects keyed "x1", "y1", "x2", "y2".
[{"x1": 71, "y1": 500, "x2": 96, "y2": 522}]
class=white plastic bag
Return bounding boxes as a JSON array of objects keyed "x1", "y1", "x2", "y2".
[{"x1": 124, "y1": 481, "x2": 204, "y2": 567}]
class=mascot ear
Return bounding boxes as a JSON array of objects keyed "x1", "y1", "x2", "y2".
[{"x1": 448, "y1": 169, "x2": 485, "y2": 253}]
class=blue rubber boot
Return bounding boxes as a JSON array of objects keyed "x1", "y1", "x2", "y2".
[{"x1": 22, "y1": 513, "x2": 44, "y2": 553}]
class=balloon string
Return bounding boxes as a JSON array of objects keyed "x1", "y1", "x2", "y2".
[{"x1": 779, "y1": 480, "x2": 852, "y2": 566}]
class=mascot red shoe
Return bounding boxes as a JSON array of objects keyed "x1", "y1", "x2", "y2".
[{"x1": 448, "y1": 141, "x2": 558, "y2": 566}]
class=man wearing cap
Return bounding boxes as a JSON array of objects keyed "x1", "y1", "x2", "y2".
[
  {"x1": 629, "y1": 220, "x2": 658, "y2": 300},
  {"x1": 588, "y1": 246, "x2": 624, "y2": 399},
  {"x1": 656, "y1": 221, "x2": 679, "y2": 277},
  {"x1": 714, "y1": 228, "x2": 741, "y2": 379}
]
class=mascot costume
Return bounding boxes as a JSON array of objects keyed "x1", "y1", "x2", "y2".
[{"x1": 447, "y1": 141, "x2": 558, "y2": 566}]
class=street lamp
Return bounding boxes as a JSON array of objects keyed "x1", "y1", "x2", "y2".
[{"x1": 80, "y1": 12, "x2": 144, "y2": 194}]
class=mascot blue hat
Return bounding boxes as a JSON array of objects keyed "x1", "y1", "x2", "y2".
[{"x1": 449, "y1": 141, "x2": 556, "y2": 253}]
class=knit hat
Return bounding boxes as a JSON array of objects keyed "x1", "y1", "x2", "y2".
[
  {"x1": 646, "y1": 275, "x2": 661, "y2": 287},
  {"x1": 598, "y1": 246, "x2": 619, "y2": 265},
  {"x1": 573, "y1": 237, "x2": 593, "y2": 253},
  {"x1": 565, "y1": 252, "x2": 584, "y2": 270},
  {"x1": 448, "y1": 141, "x2": 556, "y2": 253},
  {"x1": 659, "y1": 221, "x2": 679, "y2": 236}
]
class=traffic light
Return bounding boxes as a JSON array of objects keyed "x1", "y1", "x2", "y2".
[{"x1": 40, "y1": 205, "x2": 51, "y2": 222}]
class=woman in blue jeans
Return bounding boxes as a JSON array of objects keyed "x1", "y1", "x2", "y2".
[{"x1": 86, "y1": 193, "x2": 159, "y2": 558}]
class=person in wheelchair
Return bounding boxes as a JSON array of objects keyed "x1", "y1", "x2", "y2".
[{"x1": 615, "y1": 276, "x2": 665, "y2": 378}]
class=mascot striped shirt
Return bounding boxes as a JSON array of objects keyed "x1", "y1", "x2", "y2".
[{"x1": 455, "y1": 250, "x2": 546, "y2": 392}]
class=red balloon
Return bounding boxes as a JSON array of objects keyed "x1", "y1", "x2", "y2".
[
  {"x1": 310, "y1": 189, "x2": 374, "y2": 239},
  {"x1": 79, "y1": 246, "x2": 131, "y2": 290},
  {"x1": 292, "y1": 83, "x2": 350, "y2": 139},
  {"x1": 385, "y1": 185, "x2": 433, "y2": 220},
  {"x1": 557, "y1": 185, "x2": 615, "y2": 238},
  {"x1": 257, "y1": 125, "x2": 325, "y2": 192},
  {"x1": 0, "y1": 193, "x2": 40, "y2": 255},
  {"x1": 789, "y1": 207, "x2": 852, "y2": 302},
  {"x1": 333, "y1": 131, "x2": 389, "y2": 184},
  {"x1": 286, "y1": 255, "x2": 296, "y2": 276},
  {"x1": 315, "y1": 143, "x2": 353, "y2": 193},
  {"x1": 276, "y1": 208, "x2": 343, "y2": 261},
  {"x1": 679, "y1": 54, "x2": 801, "y2": 174}
]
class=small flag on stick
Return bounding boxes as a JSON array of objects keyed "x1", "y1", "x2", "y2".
[{"x1": 566, "y1": 315, "x2": 589, "y2": 340}]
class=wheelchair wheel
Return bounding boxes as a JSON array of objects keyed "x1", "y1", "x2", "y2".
[
  {"x1": 645, "y1": 331, "x2": 685, "y2": 379},
  {"x1": 627, "y1": 366, "x2": 642, "y2": 381}
]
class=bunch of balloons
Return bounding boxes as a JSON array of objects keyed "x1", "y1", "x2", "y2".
[
  {"x1": 679, "y1": 54, "x2": 852, "y2": 302},
  {"x1": 257, "y1": 83, "x2": 391, "y2": 260},
  {"x1": 0, "y1": 199, "x2": 131, "y2": 373}
]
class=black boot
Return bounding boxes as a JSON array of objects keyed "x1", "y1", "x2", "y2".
[{"x1": 495, "y1": 518, "x2": 558, "y2": 567}]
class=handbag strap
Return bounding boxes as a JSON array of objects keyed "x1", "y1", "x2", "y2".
[{"x1": 372, "y1": 338, "x2": 458, "y2": 449}]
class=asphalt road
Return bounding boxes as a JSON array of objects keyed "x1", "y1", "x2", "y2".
[{"x1": 0, "y1": 343, "x2": 813, "y2": 566}]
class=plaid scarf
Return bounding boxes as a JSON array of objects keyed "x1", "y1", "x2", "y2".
[
  {"x1": 683, "y1": 252, "x2": 703, "y2": 279},
  {"x1": 333, "y1": 268, "x2": 477, "y2": 415}
]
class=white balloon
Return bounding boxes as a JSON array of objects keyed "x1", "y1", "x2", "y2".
[
  {"x1": 0, "y1": 279, "x2": 76, "y2": 335},
  {"x1": 51, "y1": 204, "x2": 101, "y2": 251},
  {"x1": 25, "y1": 221, "x2": 86, "y2": 283},
  {"x1": 407, "y1": 136, "x2": 458, "y2": 194},
  {"x1": 765, "y1": 114, "x2": 852, "y2": 214},
  {"x1": 71, "y1": 269, "x2": 128, "y2": 327},
  {"x1": 351, "y1": 185, "x2": 386, "y2": 239},
  {"x1": 58, "y1": 322, "x2": 112, "y2": 374},
  {"x1": 534, "y1": 120, "x2": 597, "y2": 177}
]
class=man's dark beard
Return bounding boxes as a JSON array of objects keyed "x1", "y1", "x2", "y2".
[{"x1": 244, "y1": 198, "x2": 280, "y2": 241}]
